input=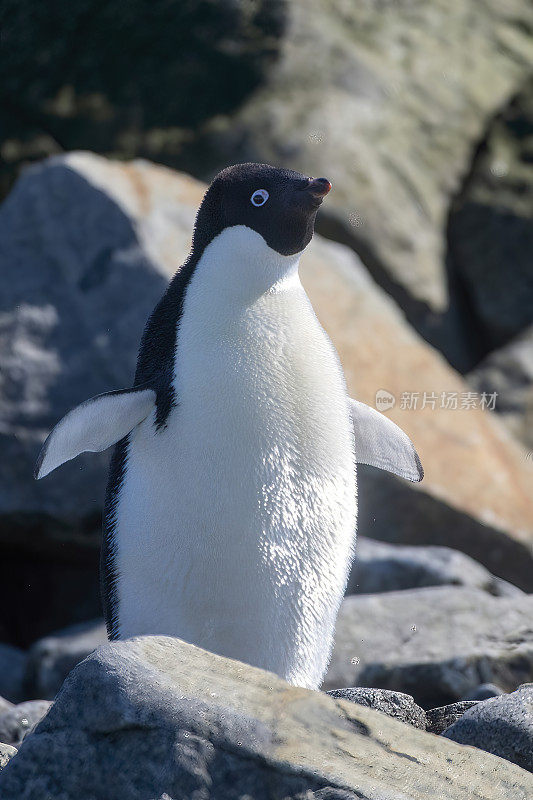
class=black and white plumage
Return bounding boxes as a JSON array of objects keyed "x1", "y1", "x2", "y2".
[{"x1": 36, "y1": 163, "x2": 422, "y2": 689}]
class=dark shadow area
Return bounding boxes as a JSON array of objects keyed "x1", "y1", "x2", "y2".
[
  {"x1": 0, "y1": 0, "x2": 287, "y2": 198},
  {"x1": 445, "y1": 78, "x2": 533, "y2": 368},
  {"x1": 0, "y1": 514, "x2": 101, "y2": 648}
]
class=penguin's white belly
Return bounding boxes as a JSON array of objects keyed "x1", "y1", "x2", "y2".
[{"x1": 114, "y1": 268, "x2": 356, "y2": 689}]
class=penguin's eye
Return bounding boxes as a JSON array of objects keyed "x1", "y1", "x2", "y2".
[{"x1": 250, "y1": 189, "x2": 269, "y2": 207}]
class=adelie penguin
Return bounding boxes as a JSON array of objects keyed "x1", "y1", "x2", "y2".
[{"x1": 35, "y1": 163, "x2": 423, "y2": 690}]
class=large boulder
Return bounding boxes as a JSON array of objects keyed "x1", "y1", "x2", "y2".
[
  {"x1": 443, "y1": 683, "x2": 533, "y2": 773},
  {"x1": 194, "y1": 0, "x2": 533, "y2": 367},
  {"x1": 0, "y1": 155, "x2": 203, "y2": 524},
  {"x1": 2, "y1": 153, "x2": 533, "y2": 650},
  {"x1": 0, "y1": 636, "x2": 531, "y2": 799},
  {"x1": 323, "y1": 586, "x2": 533, "y2": 709},
  {"x1": 346, "y1": 537, "x2": 520, "y2": 596}
]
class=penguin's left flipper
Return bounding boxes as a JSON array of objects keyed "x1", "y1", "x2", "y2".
[
  {"x1": 34, "y1": 387, "x2": 156, "y2": 480},
  {"x1": 350, "y1": 399, "x2": 423, "y2": 482}
]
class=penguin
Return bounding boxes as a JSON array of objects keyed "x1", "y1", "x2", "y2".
[{"x1": 35, "y1": 163, "x2": 423, "y2": 690}]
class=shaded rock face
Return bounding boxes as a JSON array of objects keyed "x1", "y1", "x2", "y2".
[
  {"x1": 426, "y1": 701, "x2": 479, "y2": 735},
  {"x1": 0, "y1": 160, "x2": 178, "y2": 520},
  {"x1": 0, "y1": 637, "x2": 531, "y2": 799},
  {"x1": 345, "y1": 537, "x2": 520, "y2": 597},
  {"x1": 0, "y1": 698, "x2": 14, "y2": 717},
  {"x1": 443, "y1": 684, "x2": 533, "y2": 774},
  {"x1": 355, "y1": 466, "x2": 533, "y2": 592},
  {"x1": 448, "y1": 78, "x2": 533, "y2": 358},
  {"x1": 0, "y1": 0, "x2": 286, "y2": 199},
  {"x1": 323, "y1": 587, "x2": 533, "y2": 709},
  {"x1": 2, "y1": 152, "x2": 533, "y2": 647},
  {"x1": 468, "y1": 324, "x2": 533, "y2": 451}
]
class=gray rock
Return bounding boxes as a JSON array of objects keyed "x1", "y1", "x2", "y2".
[
  {"x1": 0, "y1": 744, "x2": 17, "y2": 771},
  {"x1": 346, "y1": 537, "x2": 521, "y2": 597},
  {"x1": 323, "y1": 586, "x2": 533, "y2": 709},
  {"x1": 23, "y1": 619, "x2": 107, "y2": 700},
  {"x1": 426, "y1": 701, "x2": 479, "y2": 735},
  {"x1": 326, "y1": 687, "x2": 427, "y2": 730},
  {"x1": 0, "y1": 644, "x2": 26, "y2": 704},
  {"x1": 463, "y1": 683, "x2": 505, "y2": 701},
  {"x1": 0, "y1": 700, "x2": 52, "y2": 747},
  {"x1": 469, "y1": 324, "x2": 533, "y2": 451},
  {"x1": 0, "y1": 637, "x2": 530, "y2": 800},
  {"x1": 443, "y1": 683, "x2": 533, "y2": 773}
]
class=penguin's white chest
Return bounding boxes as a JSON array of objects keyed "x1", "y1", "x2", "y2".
[{"x1": 114, "y1": 228, "x2": 357, "y2": 688}]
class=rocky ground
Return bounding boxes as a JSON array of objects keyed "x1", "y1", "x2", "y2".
[{"x1": 0, "y1": 636, "x2": 532, "y2": 798}]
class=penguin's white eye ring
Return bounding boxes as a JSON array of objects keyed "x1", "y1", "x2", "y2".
[{"x1": 250, "y1": 189, "x2": 269, "y2": 207}]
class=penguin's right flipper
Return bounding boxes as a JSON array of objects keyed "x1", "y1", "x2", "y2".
[
  {"x1": 350, "y1": 398, "x2": 423, "y2": 482},
  {"x1": 35, "y1": 388, "x2": 156, "y2": 479}
]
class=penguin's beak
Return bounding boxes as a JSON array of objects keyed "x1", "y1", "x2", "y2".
[
  {"x1": 307, "y1": 177, "x2": 332, "y2": 199},
  {"x1": 293, "y1": 176, "x2": 332, "y2": 215},
  {"x1": 302, "y1": 177, "x2": 332, "y2": 209}
]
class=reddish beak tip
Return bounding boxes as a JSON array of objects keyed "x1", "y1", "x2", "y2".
[{"x1": 308, "y1": 177, "x2": 332, "y2": 197}]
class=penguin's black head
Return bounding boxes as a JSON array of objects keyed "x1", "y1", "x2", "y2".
[{"x1": 193, "y1": 163, "x2": 331, "y2": 258}]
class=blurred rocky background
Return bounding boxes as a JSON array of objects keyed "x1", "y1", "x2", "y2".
[{"x1": 1, "y1": 1, "x2": 533, "y2": 792}]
